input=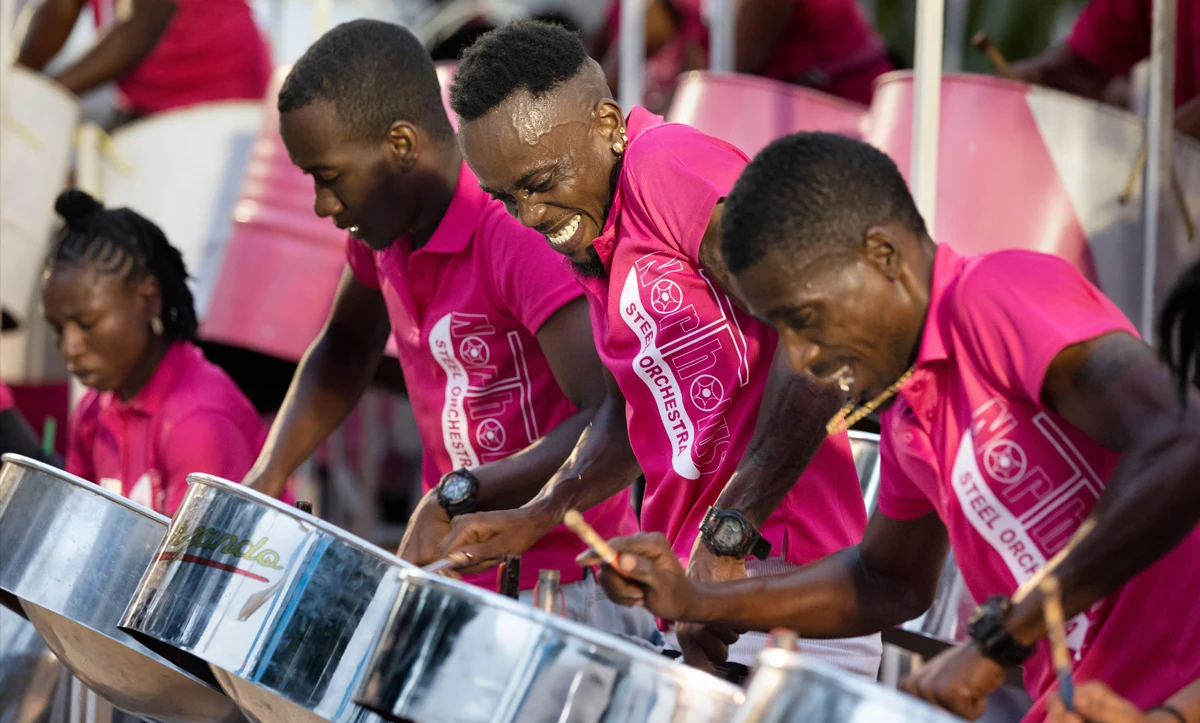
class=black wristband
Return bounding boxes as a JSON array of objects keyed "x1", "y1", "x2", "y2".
[{"x1": 1149, "y1": 705, "x2": 1188, "y2": 723}]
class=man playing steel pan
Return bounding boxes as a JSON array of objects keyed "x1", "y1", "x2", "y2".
[
  {"x1": 1014, "y1": 0, "x2": 1200, "y2": 139},
  {"x1": 240, "y1": 20, "x2": 657, "y2": 645},
  {"x1": 581, "y1": 132, "x2": 1200, "y2": 721},
  {"x1": 437, "y1": 20, "x2": 880, "y2": 683}
]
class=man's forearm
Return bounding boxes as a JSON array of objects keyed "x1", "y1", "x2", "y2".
[
  {"x1": 54, "y1": 6, "x2": 175, "y2": 95},
  {"x1": 524, "y1": 398, "x2": 642, "y2": 523},
  {"x1": 684, "y1": 545, "x2": 930, "y2": 637},
  {"x1": 472, "y1": 409, "x2": 596, "y2": 511},
  {"x1": 714, "y1": 368, "x2": 842, "y2": 526},
  {"x1": 248, "y1": 329, "x2": 385, "y2": 495}
]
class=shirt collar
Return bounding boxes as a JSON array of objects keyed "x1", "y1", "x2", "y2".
[
  {"x1": 913, "y1": 243, "x2": 965, "y2": 368},
  {"x1": 99, "y1": 341, "x2": 199, "y2": 415},
  {"x1": 417, "y1": 163, "x2": 487, "y2": 256},
  {"x1": 592, "y1": 106, "x2": 666, "y2": 271}
]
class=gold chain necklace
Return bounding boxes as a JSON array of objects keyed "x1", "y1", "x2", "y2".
[{"x1": 825, "y1": 367, "x2": 916, "y2": 435}]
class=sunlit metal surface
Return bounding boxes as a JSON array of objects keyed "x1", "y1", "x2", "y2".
[
  {"x1": 0, "y1": 455, "x2": 244, "y2": 723},
  {"x1": 358, "y1": 569, "x2": 745, "y2": 723},
  {"x1": 733, "y1": 648, "x2": 965, "y2": 723},
  {"x1": 121, "y1": 473, "x2": 412, "y2": 723}
]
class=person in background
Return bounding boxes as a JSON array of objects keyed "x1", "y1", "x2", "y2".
[
  {"x1": 0, "y1": 382, "x2": 62, "y2": 466},
  {"x1": 18, "y1": 0, "x2": 271, "y2": 128},
  {"x1": 240, "y1": 21, "x2": 654, "y2": 643},
  {"x1": 592, "y1": 0, "x2": 892, "y2": 110},
  {"x1": 580, "y1": 132, "x2": 1200, "y2": 722},
  {"x1": 441, "y1": 20, "x2": 879, "y2": 684},
  {"x1": 42, "y1": 190, "x2": 277, "y2": 515},
  {"x1": 1013, "y1": 0, "x2": 1199, "y2": 139}
]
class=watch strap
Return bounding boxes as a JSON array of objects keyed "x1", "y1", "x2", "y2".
[{"x1": 968, "y1": 595, "x2": 1036, "y2": 667}]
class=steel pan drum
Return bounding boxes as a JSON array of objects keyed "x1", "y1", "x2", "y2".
[
  {"x1": 100, "y1": 101, "x2": 263, "y2": 321},
  {"x1": 0, "y1": 68, "x2": 80, "y2": 323},
  {"x1": 733, "y1": 648, "x2": 964, "y2": 723},
  {"x1": 0, "y1": 604, "x2": 61, "y2": 723},
  {"x1": 357, "y1": 569, "x2": 745, "y2": 723},
  {"x1": 0, "y1": 455, "x2": 244, "y2": 723},
  {"x1": 120, "y1": 473, "x2": 413, "y2": 723},
  {"x1": 667, "y1": 71, "x2": 868, "y2": 158},
  {"x1": 864, "y1": 72, "x2": 1200, "y2": 326}
]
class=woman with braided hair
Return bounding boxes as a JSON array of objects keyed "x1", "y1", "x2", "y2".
[{"x1": 42, "y1": 190, "x2": 282, "y2": 515}]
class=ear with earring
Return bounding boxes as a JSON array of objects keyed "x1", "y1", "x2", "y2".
[
  {"x1": 150, "y1": 316, "x2": 164, "y2": 336},
  {"x1": 612, "y1": 128, "x2": 629, "y2": 155}
]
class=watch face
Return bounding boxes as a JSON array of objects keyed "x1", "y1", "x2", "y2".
[
  {"x1": 441, "y1": 474, "x2": 472, "y2": 503},
  {"x1": 712, "y1": 518, "x2": 745, "y2": 550}
]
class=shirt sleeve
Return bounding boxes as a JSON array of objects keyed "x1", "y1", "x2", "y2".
[
  {"x1": 1066, "y1": 0, "x2": 1150, "y2": 79},
  {"x1": 952, "y1": 252, "x2": 1139, "y2": 405},
  {"x1": 622, "y1": 124, "x2": 749, "y2": 262},
  {"x1": 158, "y1": 410, "x2": 258, "y2": 516},
  {"x1": 485, "y1": 216, "x2": 584, "y2": 334},
  {"x1": 0, "y1": 383, "x2": 13, "y2": 412},
  {"x1": 875, "y1": 412, "x2": 938, "y2": 521},
  {"x1": 344, "y1": 234, "x2": 381, "y2": 289}
]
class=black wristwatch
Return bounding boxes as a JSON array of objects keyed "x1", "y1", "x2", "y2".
[
  {"x1": 967, "y1": 595, "x2": 1037, "y2": 667},
  {"x1": 699, "y1": 507, "x2": 771, "y2": 560},
  {"x1": 436, "y1": 468, "x2": 480, "y2": 518}
]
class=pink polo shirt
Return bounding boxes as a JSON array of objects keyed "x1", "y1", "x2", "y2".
[
  {"x1": 89, "y1": 0, "x2": 271, "y2": 115},
  {"x1": 345, "y1": 164, "x2": 638, "y2": 592},
  {"x1": 877, "y1": 245, "x2": 1200, "y2": 721},
  {"x1": 66, "y1": 341, "x2": 271, "y2": 516},
  {"x1": 575, "y1": 108, "x2": 866, "y2": 568},
  {"x1": 1067, "y1": 0, "x2": 1198, "y2": 108}
]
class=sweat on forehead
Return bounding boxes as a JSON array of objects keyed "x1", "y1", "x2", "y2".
[{"x1": 450, "y1": 19, "x2": 609, "y2": 123}]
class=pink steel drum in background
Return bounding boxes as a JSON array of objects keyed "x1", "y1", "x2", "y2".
[
  {"x1": 864, "y1": 71, "x2": 1199, "y2": 326},
  {"x1": 101, "y1": 101, "x2": 264, "y2": 323},
  {"x1": 0, "y1": 68, "x2": 80, "y2": 323},
  {"x1": 201, "y1": 63, "x2": 460, "y2": 363},
  {"x1": 436, "y1": 62, "x2": 457, "y2": 131},
  {"x1": 666, "y1": 71, "x2": 868, "y2": 158}
]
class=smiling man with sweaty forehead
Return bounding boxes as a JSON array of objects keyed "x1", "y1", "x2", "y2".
[{"x1": 442, "y1": 20, "x2": 880, "y2": 682}]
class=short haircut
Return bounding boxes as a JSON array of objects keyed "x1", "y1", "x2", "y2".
[
  {"x1": 278, "y1": 19, "x2": 454, "y2": 143},
  {"x1": 450, "y1": 20, "x2": 588, "y2": 122},
  {"x1": 720, "y1": 132, "x2": 927, "y2": 275}
]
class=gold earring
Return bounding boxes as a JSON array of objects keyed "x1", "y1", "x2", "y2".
[
  {"x1": 151, "y1": 317, "x2": 164, "y2": 336},
  {"x1": 612, "y1": 130, "x2": 629, "y2": 155}
]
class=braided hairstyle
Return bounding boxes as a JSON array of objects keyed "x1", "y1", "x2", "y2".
[
  {"x1": 1158, "y1": 259, "x2": 1200, "y2": 403},
  {"x1": 45, "y1": 190, "x2": 198, "y2": 341}
]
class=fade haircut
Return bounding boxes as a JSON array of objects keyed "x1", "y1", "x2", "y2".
[
  {"x1": 278, "y1": 19, "x2": 454, "y2": 143},
  {"x1": 450, "y1": 20, "x2": 589, "y2": 122},
  {"x1": 720, "y1": 132, "x2": 927, "y2": 275}
]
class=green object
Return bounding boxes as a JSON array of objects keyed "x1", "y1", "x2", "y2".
[{"x1": 42, "y1": 417, "x2": 56, "y2": 457}]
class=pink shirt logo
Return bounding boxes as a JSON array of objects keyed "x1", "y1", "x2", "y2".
[
  {"x1": 429, "y1": 311, "x2": 539, "y2": 469},
  {"x1": 618, "y1": 252, "x2": 750, "y2": 480},
  {"x1": 950, "y1": 396, "x2": 1104, "y2": 651}
]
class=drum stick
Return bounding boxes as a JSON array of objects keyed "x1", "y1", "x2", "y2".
[
  {"x1": 1119, "y1": 145, "x2": 1196, "y2": 241},
  {"x1": 971, "y1": 32, "x2": 1018, "y2": 81},
  {"x1": 1040, "y1": 576, "x2": 1075, "y2": 712},
  {"x1": 564, "y1": 510, "x2": 619, "y2": 566}
]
